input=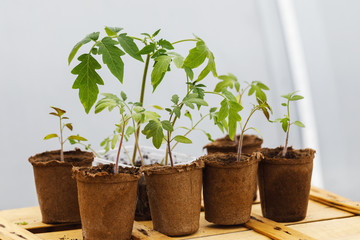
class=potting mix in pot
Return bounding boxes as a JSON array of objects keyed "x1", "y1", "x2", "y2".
[{"x1": 28, "y1": 25, "x2": 316, "y2": 240}]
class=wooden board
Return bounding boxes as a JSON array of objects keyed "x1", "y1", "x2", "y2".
[{"x1": 0, "y1": 186, "x2": 359, "y2": 240}]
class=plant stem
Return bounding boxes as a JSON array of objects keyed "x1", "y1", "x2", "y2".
[
  {"x1": 132, "y1": 54, "x2": 151, "y2": 165},
  {"x1": 167, "y1": 135, "x2": 174, "y2": 167},
  {"x1": 282, "y1": 100, "x2": 291, "y2": 157},
  {"x1": 114, "y1": 115, "x2": 126, "y2": 174},
  {"x1": 59, "y1": 117, "x2": 64, "y2": 162},
  {"x1": 236, "y1": 107, "x2": 258, "y2": 161},
  {"x1": 172, "y1": 39, "x2": 198, "y2": 45}
]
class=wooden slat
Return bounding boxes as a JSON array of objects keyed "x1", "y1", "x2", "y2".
[
  {"x1": 186, "y1": 230, "x2": 271, "y2": 240},
  {"x1": 245, "y1": 214, "x2": 316, "y2": 240},
  {"x1": 290, "y1": 216, "x2": 360, "y2": 240},
  {"x1": 252, "y1": 199, "x2": 354, "y2": 225},
  {"x1": 310, "y1": 186, "x2": 360, "y2": 215},
  {"x1": 0, "y1": 216, "x2": 43, "y2": 240}
]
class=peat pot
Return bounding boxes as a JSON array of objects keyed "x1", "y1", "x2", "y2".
[
  {"x1": 200, "y1": 153, "x2": 261, "y2": 225},
  {"x1": 29, "y1": 149, "x2": 94, "y2": 223},
  {"x1": 73, "y1": 164, "x2": 141, "y2": 240},
  {"x1": 258, "y1": 147, "x2": 316, "y2": 222},
  {"x1": 142, "y1": 160, "x2": 204, "y2": 236}
]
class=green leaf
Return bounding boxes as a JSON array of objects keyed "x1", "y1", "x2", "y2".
[
  {"x1": 117, "y1": 34, "x2": 143, "y2": 62},
  {"x1": 185, "y1": 110, "x2": 192, "y2": 121},
  {"x1": 104, "y1": 26, "x2": 123, "y2": 36},
  {"x1": 170, "y1": 53, "x2": 184, "y2": 68},
  {"x1": 161, "y1": 120, "x2": 174, "y2": 132},
  {"x1": 293, "y1": 121, "x2": 305, "y2": 128},
  {"x1": 281, "y1": 118, "x2": 289, "y2": 132},
  {"x1": 256, "y1": 82, "x2": 269, "y2": 90},
  {"x1": 158, "y1": 39, "x2": 174, "y2": 50},
  {"x1": 68, "y1": 32, "x2": 99, "y2": 65},
  {"x1": 68, "y1": 135, "x2": 88, "y2": 141},
  {"x1": 290, "y1": 95, "x2": 304, "y2": 101},
  {"x1": 171, "y1": 94, "x2": 179, "y2": 104},
  {"x1": 222, "y1": 89, "x2": 237, "y2": 102},
  {"x1": 152, "y1": 105, "x2": 163, "y2": 110},
  {"x1": 235, "y1": 81, "x2": 240, "y2": 92},
  {"x1": 152, "y1": 29, "x2": 161, "y2": 37},
  {"x1": 173, "y1": 135, "x2": 192, "y2": 144},
  {"x1": 144, "y1": 111, "x2": 161, "y2": 120},
  {"x1": 173, "y1": 106, "x2": 181, "y2": 118},
  {"x1": 218, "y1": 99, "x2": 229, "y2": 121},
  {"x1": 183, "y1": 40, "x2": 208, "y2": 69},
  {"x1": 126, "y1": 126, "x2": 135, "y2": 136},
  {"x1": 98, "y1": 37, "x2": 125, "y2": 83},
  {"x1": 134, "y1": 106, "x2": 145, "y2": 113},
  {"x1": 184, "y1": 66, "x2": 194, "y2": 80},
  {"x1": 214, "y1": 78, "x2": 233, "y2": 92},
  {"x1": 121, "y1": 91, "x2": 127, "y2": 101},
  {"x1": 138, "y1": 43, "x2": 156, "y2": 55},
  {"x1": 65, "y1": 123, "x2": 73, "y2": 131},
  {"x1": 151, "y1": 55, "x2": 172, "y2": 91},
  {"x1": 71, "y1": 53, "x2": 104, "y2": 113},
  {"x1": 142, "y1": 120, "x2": 164, "y2": 149},
  {"x1": 50, "y1": 106, "x2": 66, "y2": 117},
  {"x1": 281, "y1": 103, "x2": 287, "y2": 107},
  {"x1": 111, "y1": 134, "x2": 119, "y2": 149},
  {"x1": 44, "y1": 133, "x2": 59, "y2": 140}
]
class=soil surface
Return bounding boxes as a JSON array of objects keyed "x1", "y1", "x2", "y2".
[
  {"x1": 73, "y1": 164, "x2": 140, "y2": 178},
  {"x1": 203, "y1": 134, "x2": 263, "y2": 149},
  {"x1": 29, "y1": 148, "x2": 94, "y2": 167},
  {"x1": 261, "y1": 147, "x2": 316, "y2": 162}
]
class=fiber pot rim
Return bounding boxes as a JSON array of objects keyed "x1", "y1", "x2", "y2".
[
  {"x1": 199, "y1": 152, "x2": 262, "y2": 168},
  {"x1": 73, "y1": 164, "x2": 141, "y2": 183},
  {"x1": 260, "y1": 147, "x2": 316, "y2": 165},
  {"x1": 203, "y1": 134, "x2": 263, "y2": 149},
  {"x1": 28, "y1": 148, "x2": 94, "y2": 167},
  {"x1": 141, "y1": 159, "x2": 204, "y2": 176}
]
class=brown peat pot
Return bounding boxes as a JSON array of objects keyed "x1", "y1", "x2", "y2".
[
  {"x1": 201, "y1": 153, "x2": 261, "y2": 225},
  {"x1": 258, "y1": 147, "x2": 316, "y2": 222},
  {"x1": 142, "y1": 160, "x2": 204, "y2": 236},
  {"x1": 28, "y1": 149, "x2": 94, "y2": 223},
  {"x1": 73, "y1": 164, "x2": 140, "y2": 240},
  {"x1": 203, "y1": 134, "x2": 263, "y2": 155}
]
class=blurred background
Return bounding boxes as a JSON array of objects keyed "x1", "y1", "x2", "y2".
[{"x1": 1, "y1": 0, "x2": 359, "y2": 209}]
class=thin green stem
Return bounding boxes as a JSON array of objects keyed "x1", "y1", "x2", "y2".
[
  {"x1": 237, "y1": 107, "x2": 259, "y2": 161},
  {"x1": 172, "y1": 39, "x2": 198, "y2": 45},
  {"x1": 115, "y1": 114, "x2": 126, "y2": 174},
  {"x1": 282, "y1": 100, "x2": 291, "y2": 157},
  {"x1": 132, "y1": 54, "x2": 151, "y2": 165}
]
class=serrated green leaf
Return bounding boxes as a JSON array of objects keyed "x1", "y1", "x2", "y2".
[
  {"x1": 68, "y1": 32, "x2": 99, "y2": 64},
  {"x1": 222, "y1": 89, "x2": 237, "y2": 102},
  {"x1": 171, "y1": 94, "x2": 179, "y2": 104},
  {"x1": 214, "y1": 78, "x2": 233, "y2": 92},
  {"x1": 117, "y1": 34, "x2": 143, "y2": 62},
  {"x1": 183, "y1": 40, "x2": 208, "y2": 69},
  {"x1": 68, "y1": 135, "x2": 88, "y2": 141},
  {"x1": 44, "y1": 133, "x2": 59, "y2": 140},
  {"x1": 98, "y1": 37, "x2": 125, "y2": 83},
  {"x1": 293, "y1": 121, "x2": 305, "y2": 128},
  {"x1": 161, "y1": 120, "x2": 173, "y2": 132},
  {"x1": 158, "y1": 39, "x2": 174, "y2": 50},
  {"x1": 134, "y1": 106, "x2": 145, "y2": 113},
  {"x1": 65, "y1": 123, "x2": 73, "y2": 131},
  {"x1": 138, "y1": 43, "x2": 156, "y2": 55},
  {"x1": 173, "y1": 135, "x2": 192, "y2": 144},
  {"x1": 111, "y1": 134, "x2": 119, "y2": 149},
  {"x1": 142, "y1": 120, "x2": 164, "y2": 149},
  {"x1": 71, "y1": 53, "x2": 104, "y2": 113},
  {"x1": 151, "y1": 55, "x2": 172, "y2": 91},
  {"x1": 144, "y1": 111, "x2": 161, "y2": 120}
]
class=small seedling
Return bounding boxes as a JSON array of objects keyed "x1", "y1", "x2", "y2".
[
  {"x1": 69, "y1": 27, "x2": 217, "y2": 165},
  {"x1": 212, "y1": 74, "x2": 272, "y2": 161},
  {"x1": 95, "y1": 92, "x2": 161, "y2": 172},
  {"x1": 142, "y1": 82, "x2": 214, "y2": 167},
  {"x1": 44, "y1": 106, "x2": 88, "y2": 161},
  {"x1": 274, "y1": 91, "x2": 305, "y2": 157}
]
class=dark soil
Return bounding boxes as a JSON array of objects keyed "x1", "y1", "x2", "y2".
[
  {"x1": 261, "y1": 146, "x2": 315, "y2": 160},
  {"x1": 73, "y1": 163, "x2": 140, "y2": 177}
]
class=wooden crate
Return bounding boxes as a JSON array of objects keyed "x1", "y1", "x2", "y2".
[{"x1": 1, "y1": 186, "x2": 360, "y2": 240}]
